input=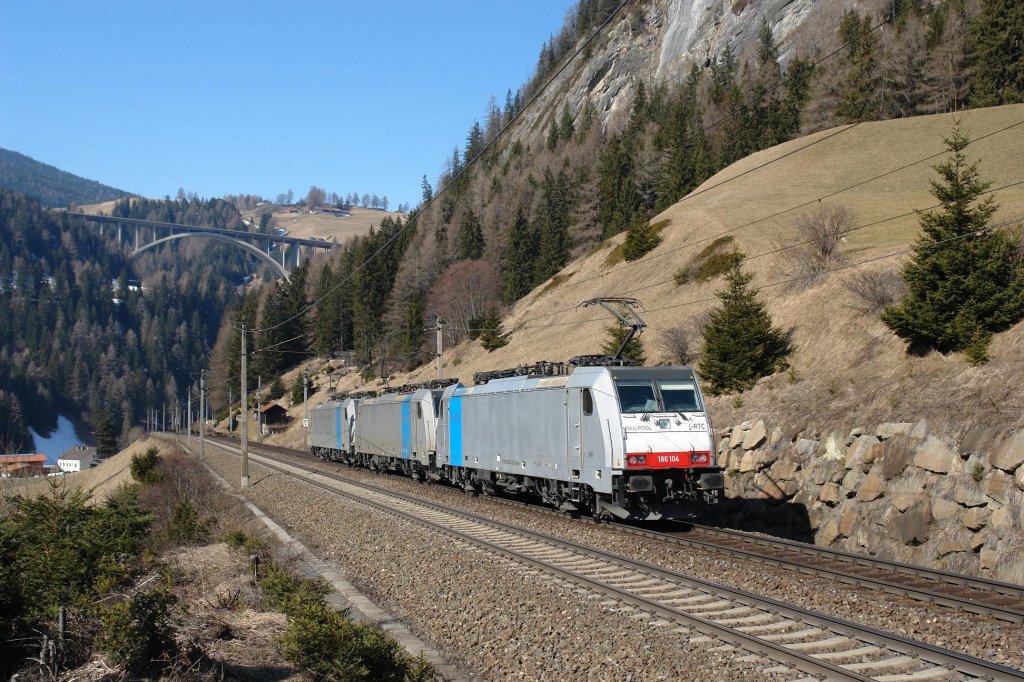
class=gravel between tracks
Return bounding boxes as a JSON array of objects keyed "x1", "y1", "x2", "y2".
[
  {"x1": 204, "y1": 446, "x2": 805, "y2": 681},
  {"x1": 206, "y1": 444, "x2": 1024, "y2": 677}
]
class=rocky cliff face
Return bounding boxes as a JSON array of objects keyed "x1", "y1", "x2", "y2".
[
  {"x1": 512, "y1": 0, "x2": 844, "y2": 145},
  {"x1": 716, "y1": 420, "x2": 1024, "y2": 584}
]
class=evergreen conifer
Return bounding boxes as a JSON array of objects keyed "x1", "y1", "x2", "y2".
[
  {"x1": 602, "y1": 322, "x2": 646, "y2": 364},
  {"x1": 881, "y1": 123, "x2": 1024, "y2": 354},
  {"x1": 699, "y1": 263, "x2": 791, "y2": 394},
  {"x1": 622, "y1": 216, "x2": 662, "y2": 261},
  {"x1": 502, "y1": 207, "x2": 537, "y2": 303}
]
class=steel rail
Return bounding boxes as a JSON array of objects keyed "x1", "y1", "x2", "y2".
[
  {"x1": 220, "y1": 435, "x2": 1024, "y2": 623},
  {"x1": 204, "y1": 438, "x2": 1024, "y2": 681},
  {"x1": 610, "y1": 523, "x2": 1024, "y2": 624}
]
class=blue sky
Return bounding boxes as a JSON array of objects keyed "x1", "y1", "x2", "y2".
[{"x1": 1, "y1": 1, "x2": 574, "y2": 207}]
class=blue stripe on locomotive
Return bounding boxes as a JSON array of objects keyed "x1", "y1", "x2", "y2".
[
  {"x1": 449, "y1": 391, "x2": 463, "y2": 467},
  {"x1": 401, "y1": 397, "x2": 411, "y2": 459},
  {"x1": 335, "y1": 404, "x2": 342, "y2": 451}
]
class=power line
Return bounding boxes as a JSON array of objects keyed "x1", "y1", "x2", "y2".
[
  {"x1": 509, "y1": 116, "x2": 1024, "y2": 328},
  {"x1": 511, "y1": 211, "x2": 1024, "y2": 333}
]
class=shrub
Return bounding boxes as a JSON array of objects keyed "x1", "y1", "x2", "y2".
[
  {"x1": 842, "y1": 268, "x2": 907, "y2": 312},
  {"x1": 258, "y1": 564, "x2": 330, "y2": 616},
  {"x1": 675, "y1": 236, "x2": 745, "y2": 284},
  {"x1": 166, "y1": 501, "x2": 211, "y2": 547},
  {"x1": 783, "y1": 204, "x2": 856, "y2": 283},
  {"x1": 279, "y1": 601, "x2": 431, "y2": 682},
  {"x1": 130, "y1": 446, "x2": 162, "y2": 484},
  {"x1": 99, "y1": 588, "x2": 177, "y2": 672}
]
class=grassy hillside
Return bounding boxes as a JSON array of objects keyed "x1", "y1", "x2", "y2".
[
  {"x1": 0, "y1": 148, "x2": 129, "y2": 208},
  {"x1": 332, "y1": 104, "x2": 1024, "y2": 440}
]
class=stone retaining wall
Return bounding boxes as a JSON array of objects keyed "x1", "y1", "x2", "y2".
[{"x1": 717, "y1": 420, "x2": 1024, "y2": 584}]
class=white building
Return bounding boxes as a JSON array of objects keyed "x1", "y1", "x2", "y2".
[{"x1": 57, "y1": 445, "x2": 97, "y2": 473}]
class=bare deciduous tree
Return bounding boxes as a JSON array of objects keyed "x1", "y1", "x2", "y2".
[
  {"x1": 656, "y1": 325, "x2": 695, "y2": 365},
  {"x1": 841, "y1": 268, "x2": 907, "y2": 313},
  {"x1": 782, "y1": 204, "x2": 857, "y2": 285}
]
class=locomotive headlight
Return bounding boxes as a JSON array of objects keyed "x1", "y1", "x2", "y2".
[
  {"x1": 637, "y1": 455, "x2": 646, "y2": 465},
  {"x1": 691, "y1": 453, "x2": 709, "y2": 464}
]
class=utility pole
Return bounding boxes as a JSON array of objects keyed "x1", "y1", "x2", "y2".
[
  {"x1": 436, "y1": 316, "x2": 445, "y2": 380},
  {"x1": 228, "y1": 386, "x2": 233, "y2": 434},
  {"x1": 199, "y1": 369, "x2": 206, "y2": 462},
  {"x1": 162, "y1": 404, "x2": 166, "y2": 432},
  {"x1": 303, "y1": 369, "x2": 309, "y2": 449},
  {"x1": 187, "y1": 386, "x2": 192, "y2": 446},
  {"x1": 240, "y1": 323, "x2": 249, "y2": 488}
]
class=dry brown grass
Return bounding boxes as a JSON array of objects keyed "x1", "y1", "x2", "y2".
[
  {"x1": 252, "y1": 105, "x2": 1024, "y2": 450},
  {"x1": 0, "y1": 436, "x2": 175, "y2": 503},
  {"x1": 267, "y1": 206, "x2": 406, "y2": 242}
]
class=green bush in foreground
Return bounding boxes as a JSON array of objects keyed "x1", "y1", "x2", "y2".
[
  {"x1": 99, "y1": 588, "x2": 177, "y2": 672},
  {"x1": 259, "y1": 563, "x2": 434, "y2": 681}
]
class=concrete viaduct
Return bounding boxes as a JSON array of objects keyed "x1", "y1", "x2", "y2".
[{"x1": 77, "y1": 213, "x2": 336, "y2": 281}]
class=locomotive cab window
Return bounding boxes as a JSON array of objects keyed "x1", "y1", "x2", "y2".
[
  {"x1": 416, "y1": 403, "x2": 422, "y2": 419},
  {"x1": 582, "y1": 388, "x2": 593, "y2": 415},
  {"x1": 659, "y1": 381, "x2": 701, "y2": 412},
  {"x1": 615, "y1": 380, "x2": 660, "y2": 413}
]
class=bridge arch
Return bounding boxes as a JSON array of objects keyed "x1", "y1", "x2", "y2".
[{"x1": 130, "y1": 232, "x2": 290, "y2": 282}]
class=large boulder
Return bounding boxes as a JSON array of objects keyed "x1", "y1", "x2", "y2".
[
  {"x1": 930, "y1": 495, "x2": 961, "y2": 526},
  {"x1": 888, "y1": 471, "x2": 928, "y2": 512},
  {"x1": 742, "y1": 420, "x2": 767, "y2": 450},
  {"x1": 913, "y1": 435, "x2": 956, "y2": 474},
  {"x1": 952, "y1": 477, "x2": 989, "y2": 507},
  {"x1": 961, "y1": 425, "x2": 1000, "y2": 455},
  {"x1": 858, "y1": 467, "x2": 886, "y2": 501},
  {"x1": 990, "y1": 431, "x2": 1024, "y2": 473},
  {"x1": 770, "y1": 457, "x2": 800, "y2": 481},
  {"x1": 837, "y1": 504, "x2": 859, "y2": 538},
  {"x1": 1016, "y1": 466, "x2": 1024, "y2": 492},
  {"x1": 820, "y1": 482, "x2": 843, "y2": 505},
  {"x1": 840, "y1": 467, "x2": 866, "y2": 497},
  {"x1": 809, "y1": 457, "x2": 847, "y2": 486},
  {"x1": 983, "y1": 471, "x2": 1010, "y2": 505},
  {"x1": 845, "y1": 435, "x2": 879, "y2": 471},
  {"x1": 991, "y1": 506, "x2": 1014, "y2": 538},
  {"x1": 886, "y1": 497, "x2": 931, "y2": 545},
  {"x1": 880, "y1": 435, "x2": 917, "y2": 479},
  {"x1": 963, "y1": 506, "x2": 991, "y2": 531}
]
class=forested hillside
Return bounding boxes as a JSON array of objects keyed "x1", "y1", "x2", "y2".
[
  {"x1": 0, "y1": 191, "x2": 252, "y2": 452},
  {"x1": 0, "y1": 148, "x2": 129, "y2": 208},
  {"x1": 211, "y1": 0, "x2": 1022, "y2": 395}
]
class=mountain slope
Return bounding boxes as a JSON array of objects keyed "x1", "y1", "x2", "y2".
[
  {"x1": 388, "y1": 104, "x2": 1024, "y2": 436},
  {"x1": 0, "y1": 148, "x2": 129, "y2": 208}
]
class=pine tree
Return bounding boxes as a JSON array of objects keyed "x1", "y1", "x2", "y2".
[
  {"x1": 598, "y1": 135, "x2": 639, "y2": 238},
  {"x1": 502, "y1": 207, "x2": 537, "y2": 303},
  {"x1": 882, "y1": 123, "x2": 1024, "y2": 354},
  {"x1": 602, "y1": 322, "x2": 646, "y2": 364},
  {"x1": 455, "y1": 209, "x2": 485, "y2": 260},
  {"x1": 699, "y1": 263, "x2": 792, "y2": 394},
  {"x1": 967, "y1": 0, "x2": 1024, "y2": 107},
  {"x1": 622, "y1": 216, "x2": 662, "y2": 261},
  {"x1": 534, "y1": 168, "x2": 573, "y2": 283},
  {"x1": 478, "y1": 307, "x2": 509, "y2": 351},
  {"x1": 836, "y1": 9, "x2": 881, "y2": 123}
]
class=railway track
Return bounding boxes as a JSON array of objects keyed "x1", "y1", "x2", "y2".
[
  {"x1": 616, "y1": 522, "x2": 1024, "y2": 625},
  {"x1": 206, "y1": 437, "x2": 1024, "y2": 682},
  {"x1": 210, "y1": 435, "x2": 1024, "y2": 624}
]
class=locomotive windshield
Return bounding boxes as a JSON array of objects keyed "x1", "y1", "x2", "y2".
[
  {"x1": 614, "y1": 378, "x2": 703, "y2": 413},
  {"x1": 615, "y1": 380, "x2": 660, "y2": 413},
  {"x1": 659, "y1": 381, "x2": 702, "y2": 412}
]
